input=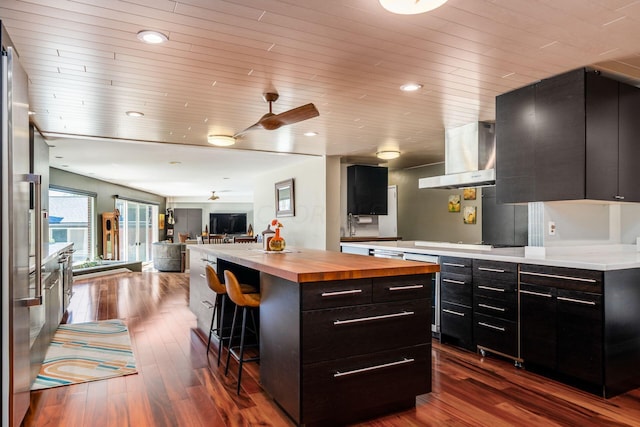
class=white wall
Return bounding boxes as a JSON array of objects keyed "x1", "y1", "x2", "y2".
[
  {"x1": 534, "y1": 200, "x2": 640, "y2": 246},
  {"x1": 253, "y1": 156, "x2": 336, "y2": 250}
]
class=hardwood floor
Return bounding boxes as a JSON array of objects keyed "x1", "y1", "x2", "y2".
[{"x1": 24, "y1": 271, "x2": 640, "y2": 426}]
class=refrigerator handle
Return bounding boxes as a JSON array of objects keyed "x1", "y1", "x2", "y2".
[{"x1": 23, "y1": 173, "x2": 43, "y2": 306}]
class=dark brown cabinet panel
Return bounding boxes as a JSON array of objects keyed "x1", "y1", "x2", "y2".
[
  {"x1": 519, "y1": 282, "x2": 557, "y2": 370},
  {"x1": 495, "y1": 82, "x2": 536, "y2": 203},
  {"x1": 440, "y1": 256, "x2": 473, "y2": 350},
  {"x1": 440, "y1": 301, "x2": 473, "y2": 350},
  {"x1": 497, "y1": 68, "x2": 640, "y2": 203}
]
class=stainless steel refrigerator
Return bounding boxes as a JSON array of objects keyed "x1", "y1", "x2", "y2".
[{"x1": 1, "y1": 21, "x2": 40, "y2": 427}]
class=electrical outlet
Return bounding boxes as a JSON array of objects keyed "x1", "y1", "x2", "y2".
[{"x1": 548, "y1": 221, "x2": 556, "y2": 236}]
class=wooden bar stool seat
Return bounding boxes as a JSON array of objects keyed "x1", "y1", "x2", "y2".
[
  {"x1": 223, "y1": 270, "x2": 261, "y2": 394},
  {"x1": 205, "y1": 265, "x2": 256, "y2": 366}
]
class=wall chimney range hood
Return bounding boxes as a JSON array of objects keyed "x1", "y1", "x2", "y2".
[{"x1": 419, "y1": 121, "x2": 496, "y2": 189}]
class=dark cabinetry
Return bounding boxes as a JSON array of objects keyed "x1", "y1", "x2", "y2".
[
  {"x1": 481, "y1": 186, "x2": 527, "y2": 246},
  {"x1": 347, "y1": 165, "x2": 388, "y2": 215},
  {"x1": 174, "y1": 208, "x2": 202, "y2": 239},
  {"x1": 473, "y1": 260, "x2": 518, "y2": 359},
  {"x1": 262, "y1": 273, "x2": 432, "y2": 425},
  {"x1": 439, "y1": 256, "x2": 474, "y2": 350},
  {"x1": 496, "y1": 68, "x2": 640, "y2": 203},
  {"x1": 519, "y1": 265, "x2": 604, "y2": 391}
]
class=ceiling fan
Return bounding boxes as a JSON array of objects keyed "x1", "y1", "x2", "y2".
[
  {"x1": 208, "y1": 191, "x2": 220, "y2": 201},
  {"x1": 234, "y1": 92, "x2": 319, "y2": 137}
]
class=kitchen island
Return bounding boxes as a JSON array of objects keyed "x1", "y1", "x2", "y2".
[{"x1": 188, "y1": 244, "x2": 439, "y2": 426}]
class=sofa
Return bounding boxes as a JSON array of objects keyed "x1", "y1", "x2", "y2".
[{"x1": 152, "y1": 242, "x2": 186, "y2": 272}]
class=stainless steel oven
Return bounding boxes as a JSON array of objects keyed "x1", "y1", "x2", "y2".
[{"x1": 403, "y1": 253, "x2": 440, "y2": 337}]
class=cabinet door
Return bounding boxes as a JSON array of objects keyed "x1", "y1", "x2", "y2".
[
  {"x1": 618, "y1": 83, "x2": 640, "y2": 202},
  {"x1": 557, "y1": 289, "x2": 603, "y2": 384},
  {"x1": 520, "y1": 283, "x2": 556, "y2": 369},
  {"x1": 496, "y1": 84, "x2": 536, "y2": 203},
  {"x1": 586, "y1": 72, "x2": 619, "y2": 201},
  {"x1": 534, "y1": 68, "x2": 586, "y2": 201}
]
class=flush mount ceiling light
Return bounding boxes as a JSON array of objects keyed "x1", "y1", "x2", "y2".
[
  {"x1": 207, "y1": 135, "x2": 236, "y2": 146},
  {"x1": 126, "y1": 111, "x2": 144, "y2": 117},
  {"x1": 376, "y1": 150, "x2": 401, "y2": 160},
  {"x1": 304, "y1": 131, "x2": 318, "y2": 137},
  {"x1": 136, "y1": 30, "x2": 168, "y2": 44},
  {"x1": 379, "y1": 0, "x2": 448, "y2": 14},
  {"x1": 400, "y1": 83, "x2": 423, "y2": 92}
]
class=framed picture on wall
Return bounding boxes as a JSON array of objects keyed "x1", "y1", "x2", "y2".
[
  {"x1": 275, "y1": 178, "x2": 295, "y2": 217},
  {"x1": 167, "y1": 228, "x2": 174, "y2": 236},
  {"x1": 448, "y1": 195, "x2": 461, "y2": 212},
  {"x1": 463, "y1": 206, "x2": 477, "y2": 224}
]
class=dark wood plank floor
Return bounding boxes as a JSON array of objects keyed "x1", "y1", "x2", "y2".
[{"x1": 24, "y1": 271, "x2": 640, "y2": 426}]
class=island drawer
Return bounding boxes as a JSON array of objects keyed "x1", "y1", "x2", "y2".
[
  {"x1": 302, "y1": 299, "x2": 430, "y2": 364},
  {"x1": 302, "y1": 344, "x2": 431, "y2": 425},
  {"x1": 520, "y1": 264, "x2": 603, "y2": 293},
  {"x1": 372, "y1": 274, "x2": 431, "y2": 302},
  {"x1": 302, "y1": 279, "x2": 372, "y2": 310}
]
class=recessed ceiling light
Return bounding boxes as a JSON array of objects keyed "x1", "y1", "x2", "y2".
[
  {"x1": 207, "y1": 135, "x2": 236, "y2": 146},
  {"x1": 137, "y1": 30, "x2": 168, "y2": 44},
  {"x1": 28, "y1": 111, "x2": 36, "y2": 116},
  {"x1": 304, "y1": 131, "x2": 318, "y2": 137},
  {"x1": 55, "y1": 156, "x2": 63, "y2": 159},
  {"x1": 379, "y1": 0, "x2": 448, "y2": 14},
  {"x1": 126, "y1": 111, "x2": 144, "y2": 117},
  {"x1": 376, "y1": 150, "x2": 401, "y2": 160},
  {"x1": 169, "y1": 161, "x2": 181, "y2": 165},
  {"x1": 400, "y1": 83, "x2": 423, "y2": 92}
]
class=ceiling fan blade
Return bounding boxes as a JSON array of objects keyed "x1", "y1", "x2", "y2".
[
  {"x1": 233, "y1": 122, "x2": 262, "y2": 138},
  {"x1": 259, "y1": 103, "x2": 319, "y2": 130}
]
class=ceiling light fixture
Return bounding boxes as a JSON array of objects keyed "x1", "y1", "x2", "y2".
[
  {"x1": 400, "y1": 83, "x2": 423, "y2": 92},
  {"x1": 379, "y1": 0, "x2": 448, "y2": 14},
  {"x1": 304, "y1": 131, "x2": 318, "y2": 136},
  {"x1": 126, "y1": 111, "x2": 144, "y2": 117},
  {"x1": 376, "y1": 150, "x2": 401, "y2": 160},
  {"x1": 208, "y1": 191, "x2": 220, "y2": 201},
  {"x1": 136, "y1": 30, "x2": 168, "y2": 44},
  {"x1": 207, "y1": 135, "x2": 236, "y2": 146}
]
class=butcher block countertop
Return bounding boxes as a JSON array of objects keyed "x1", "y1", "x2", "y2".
[{"x1": 188, "y1": 243, "x2": 438, "y2": 283}]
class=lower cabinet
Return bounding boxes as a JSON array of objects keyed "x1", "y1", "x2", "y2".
[
  {"x1": 519, "y1": 264, "x2": 605, "y2": 392},
  {"x1": 188, "y1": 250, "x2": 218, "y2": 334},
  {"x1": 440, "y1": 256, "x2": 474, "y2": 350},
  {"x1": 473, "y1": 260, "x2": 518, "y2": 359}
]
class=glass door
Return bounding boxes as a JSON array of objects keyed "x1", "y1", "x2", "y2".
[{"x1": 117, "y1": 199, "x2": 158, "y2": 262}]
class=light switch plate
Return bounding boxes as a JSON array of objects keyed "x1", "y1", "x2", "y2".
[{"x1": 548, "y1": 221, "x2": 556, "y2": 236}]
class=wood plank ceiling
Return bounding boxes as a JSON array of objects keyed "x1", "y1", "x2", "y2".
[{"x1": 2, "y1": 0, "x2": 640, "y2": 197}]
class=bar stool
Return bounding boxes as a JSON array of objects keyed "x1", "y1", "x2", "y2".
[
  {"x1": 205, "y1": 265, "x2": 256, "y2": 366},
  {"x1": 223, "y1": 270, "x2": 261, "y2": 394}
]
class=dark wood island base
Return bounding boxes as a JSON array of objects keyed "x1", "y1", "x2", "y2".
[{"x1": 189, "y1": 245, "x2": 439, "y2": 426}]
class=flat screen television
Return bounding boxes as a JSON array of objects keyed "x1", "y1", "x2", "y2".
[{"x1": 209, "y1": 213, "x2": 247, "y2": 235}]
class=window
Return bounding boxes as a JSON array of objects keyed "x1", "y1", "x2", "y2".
[{"x1": 49, "y1": 188, "x2": 96, "y2": 263}]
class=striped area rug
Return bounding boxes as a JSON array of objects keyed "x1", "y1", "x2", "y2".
[{"x1": 31, "y1": 319, "x2": 137, "y2": 390}]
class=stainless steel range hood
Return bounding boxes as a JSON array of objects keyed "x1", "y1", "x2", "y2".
[{"x1": 419, "y1": 122, "x2": 496, "y2": 189}]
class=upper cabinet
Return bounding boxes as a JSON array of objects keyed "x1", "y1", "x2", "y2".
[
  {"x1": 496, "y1": 68, "x2": 640, "y2": 203},
  {"x1": 347, "y1": 165, "x2": 388, "y2": 215}
]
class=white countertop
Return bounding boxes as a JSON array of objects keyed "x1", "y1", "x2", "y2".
[{"x1": 340, "y1": 240, "x2": 640, "y2": 271}]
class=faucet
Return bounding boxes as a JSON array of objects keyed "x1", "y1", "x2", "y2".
[{"x1": 347, "y1": 213, "x2": 355, "y2": 237}]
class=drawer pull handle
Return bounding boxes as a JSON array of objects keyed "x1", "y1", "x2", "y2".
[
  {"x1": 478, "y1": 267, "x2": 505, "y2": 273},
  {"x1": 322, "y1": 289, "x2": 363, "y2": 297},
  {"x1": 388, "y1": 284, "x2": 424, "y2": 291},
  {"x1": 478, "y1": 322, "x2": 505, "y2": 332},
  {"x1": 557, "y1": 296, "x2": 596, "y2": 306},
  {"x1": 334, "y1": 358, "x2": 415, "y2": 378},
  {"x1": 478, "y1": 303, "x2": 506, "y2": 312},
  {"x1": 334, "y1": 311, "x2": 414, "y2": 325},
  {"x1": 442, "y1": 262, "x2": 466, "y2": 268},
  {"x1": 520, "y1": 271, "x2": 597, "y2": 283},
  {"x1": 201, "y1": 300, "x2": 214, "y2": 309},
  {"x1": 477, "y1": 285, "x2": 505, "y2": 293},
  {"x1": 442, "y1": 308, "x2": 465, "y2": 317},
  {"x1": 442, "y1": 278, "x2": 466, "y2": 285},
  {"x1": 519, "y1": 289, "x2": 553, "y2": 298}
]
